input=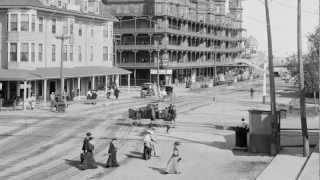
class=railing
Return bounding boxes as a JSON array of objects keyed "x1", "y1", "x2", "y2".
[{"x1": 117, "y1": 44, "x2": 244, "y2": 53}]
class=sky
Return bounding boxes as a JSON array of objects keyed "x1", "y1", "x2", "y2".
[{"x1": 242, "y1": 0, "x2": 319, "y2": 57}]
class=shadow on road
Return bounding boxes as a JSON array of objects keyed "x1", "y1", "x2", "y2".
[
  {"x1": 125, "y1": 151, "x2": 144, "y2": 159},
  {"x1": 64, "y1": 159, "x2": 84, "y2": 170},
  {"x1": 149, "y1": 167, "x2": 167, "y2": 174}
]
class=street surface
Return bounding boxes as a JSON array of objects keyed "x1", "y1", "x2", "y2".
[{"x1": 0, "y1": 79, "x2": 318, "y2": 180}]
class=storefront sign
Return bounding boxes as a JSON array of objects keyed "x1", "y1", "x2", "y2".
[
  {"x1": 20, "y1": 83, "x2": 31, "y2": 89},
  {"x1": 150, "y1": 69, "x2": 172, "y2": 75},
  {"x1": 0, "y1": 82, "x2": 2, "y2": 90}
]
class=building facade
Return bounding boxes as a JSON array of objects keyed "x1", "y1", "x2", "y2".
[
  {"x1": 0, "y1": 0, "x2": 130, "y2": 109},
  {"x1": 102, "y1": 0, "x2": 245, "y2": 86}
]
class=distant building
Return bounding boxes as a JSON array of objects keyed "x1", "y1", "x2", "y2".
[
  {"x1": 102, "y1": 0, "x2": 246, "y2": 86},
  {"x1": 0, "y1": 0, "x2": 130, "y2": 109}
]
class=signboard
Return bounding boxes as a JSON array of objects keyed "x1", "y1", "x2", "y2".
[
  {"x1": 150, "y1": 69, "x2": 172, "y2": 75},
  {"x1": 0, "y1": 82, "x2": 2, "y2": 90},
  {"x1": 20, "y1": 83, "x2": 31, "y2": 89}
]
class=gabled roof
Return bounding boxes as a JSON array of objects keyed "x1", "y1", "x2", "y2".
[{"x1": 0, "y1": 0, "x2": 117, "y2": 21}]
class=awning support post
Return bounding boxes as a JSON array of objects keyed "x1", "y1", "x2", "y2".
[
  {"x1": 44, "y1": 79, "x2": 47, "y2": 106},
  {"x1": 92, "y1": 76, "x2": 95, "y2": 90},
  {"x1": 77, "y1": 77, "x2": 81, "y2": 100},
  {"x1": 23, "y1": 81, "x2": 27, "y2": 110},
  {"x1": 127, "y1": 74, "x2": 130, "y2": 92}
]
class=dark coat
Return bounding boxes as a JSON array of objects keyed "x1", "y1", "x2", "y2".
[{"x1": 106, "y1": 142, "x2": 119, "y2": 167}]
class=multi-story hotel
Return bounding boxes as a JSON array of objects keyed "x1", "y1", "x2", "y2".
[
  {"x1": 102, "y1": 0, "x2": 246, "y2": 86},
  {"x1": 0, "y1": 0, "x2": 130, "y2": 108}
]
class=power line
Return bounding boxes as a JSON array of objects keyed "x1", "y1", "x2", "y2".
[{"x1": 271, "y1": 0, "x2": 318, "y2": 16}]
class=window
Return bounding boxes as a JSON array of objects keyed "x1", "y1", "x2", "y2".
[
  {"x1": 31, "y1": 43, "x2": 35, "y2": 62},
  {"x1": 21, "y1": 14, "x2": 29, "y2": 32},
  {"x1": 109, "y1": 25, "x2": 113, "y2": 38},
  {"x1": 10, "y1": 14, "x2": 18, "y2": 31},
  {"x1": 31, "y1": 15, "x2": 36, "y2": 32},
  {"x1": 78, "y1": 46, "x2": 82, "y2": 62},
  {"x1": 90, "y1": 46, "x2": 93, "y2": 61},
  {"x1": 52, "y1": 44, "x2": 56, "y2": 62},
  {"x1": 63, "y1": 45, "x2": 67, "y2": 61},
  {"x1": 103, "y1": 46, "x2": 108, "y2": 61},
  {"x1": 38, "y1": 17, "x2": 44, "y2": 32},
  {"x1": 9, "y1": 43, "x2": 17, "y2": 62},
  {"x1": 21, "y1": 43, "x2": 29, "y2": 62},
  {"x1": 78, "y1": 24, "x2": 82, "y2": 36},
  {"x1": 52, "y1": 18, "x2": 56, "y2": 34},
  {"x1": 69, "y1": 45, "x2": 73, "y2": 61},
  {"x1": 103, "y1": 25, "x2": 108, "y2": 38},
  {"x1": 63, "y1": 21, "x2": 68, "y2": 34},
  {"x1": 58, "y1": 0, "x2": 62, "y2": 6},
  {"x1": 38, "y1": 44, "x2": 43, "y2": 62},
  {"x1": 70, "y1": 23, "x2": 73, "y2": 35},
  {"x1": 91, "y1": 28, "x2": 94, "y2": 37}
]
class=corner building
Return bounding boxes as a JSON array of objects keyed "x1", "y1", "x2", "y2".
[
  {"x1": 102, "y1": 0, "x2": 245, "y2": 86},
  {"x1": 0, "y1": 0, "x2": 130, "y2": 108}
]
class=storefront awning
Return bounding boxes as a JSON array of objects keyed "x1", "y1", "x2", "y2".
[
  {"x1": 0, "y1": 66, "x2": 131, "y2": 81},
  {"x1": 0, "y1": 69, "x2": 41, "y2": 81}
]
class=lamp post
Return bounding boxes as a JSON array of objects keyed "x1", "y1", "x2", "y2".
[{"x1": 56, "y1": 35, "x2": 70, "y2": 101}]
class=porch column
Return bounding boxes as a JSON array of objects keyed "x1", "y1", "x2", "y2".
[
  {"x1": 34, "y1": 80, "x2": 37, "y2": 97},
  {"x1": 23, "y1": 81, "x2": 27, "y2": 110},
  {"x1": 115, "y1": 75, "x2": 119, "y2": 88},
  {"x1": 92, "y1": 76, "x2": 95, "y2": 90},
  {"x1": 7, "y1": 81, "x2": 10, "y2": 99},
  {"x1": 77, "y1": 77, "x2": 81, "y2": 99},
  {"x1": 127, "y1": 74, "x2": 130, "y2": 92},
  {"x1": 43, "y1": 79, "x2": 47, "y2": 105},
  {"x1": 105, "y1": 75, "x2": 108, "y2": 92}
]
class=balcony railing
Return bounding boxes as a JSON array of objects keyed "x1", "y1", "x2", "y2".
[
  {"x1": 117, "y1": 44, "x2": 244, "y2": 53},
  {"x1": 116, "y1": 59, "x2": 237, "y2": 68},
  {"x1": 115, "y1": 27, "x2": 243, "y2": 42}
]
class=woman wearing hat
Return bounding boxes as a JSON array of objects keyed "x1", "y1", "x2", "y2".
[
  {"x1": 82, "y1": 136, "x2": 97, "y2": 169},
  {"x1": 165, "y1": 141, "x2": 181, "y2": 174},
  {"x1": 106, "y1": 138, "x2": 119, "y2": 168}
]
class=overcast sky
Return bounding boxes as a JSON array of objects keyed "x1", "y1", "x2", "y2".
[{"x1": 242, "y1": 0, "x2": 319, "y2": 57}]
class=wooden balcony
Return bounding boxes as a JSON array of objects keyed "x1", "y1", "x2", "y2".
[
  {"x1": 117, "y1": 44, "x2": 244, "y2": 53},
  {"x1": 115, "y1": 27, "x2": 244, "y2": 42},
  {"x1": 116, "y1": 59, "x2": 238, "y2": 69}
]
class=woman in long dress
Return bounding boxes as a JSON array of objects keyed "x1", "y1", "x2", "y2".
[
  {"x1": 82, "y1": 137, "x2": 97, "y2": 169},
  {"x1": 165, "y1": 142, "x2": 181, "y2": 174},
  {"x1": 106, "y1": 138, "x2": 119, "y2": 168}
]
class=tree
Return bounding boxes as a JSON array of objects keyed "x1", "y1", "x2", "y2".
[{"x1": 285, "y1": 27, "x2": 320, "y2": 96}]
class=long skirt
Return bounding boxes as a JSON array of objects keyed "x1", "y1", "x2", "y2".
[
  {"x1": 82, "y1": 152, "x2": 97, "y2": 169},
  {"x1": 166, "y1": 157, "x2": 180, "y2": 174},
  {"x1": 143, "y1": 145, "x2": 151, "y2": 160},
  {"x1": 106, "y1": 152, "x2": 119, "y2": 167}
]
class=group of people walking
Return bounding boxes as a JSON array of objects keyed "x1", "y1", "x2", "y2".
[
  {"x1": 80, "y1": 132, "x2": 119, "y2": 170},
  {"x1": 80, "y1": 131, "x2": 182, "y2": 175}
]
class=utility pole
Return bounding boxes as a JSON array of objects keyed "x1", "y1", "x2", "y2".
[
  {"x1": 297, "y1": 0, "x2": 309, "y2": 157},
  {"x1": 264, "y1": 0, "x2": 278, "y2": 155},
  {"x1": 56, "y1": 35, "x2": 70, "y2": 101},
  {"x1": 318, "y1": 0, "x2": 320, "y2": 153}
]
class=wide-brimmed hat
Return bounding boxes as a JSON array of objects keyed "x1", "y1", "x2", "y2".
[
  {"x1": 112, "y1": 137, "x2": 117, "y2": 141},
  {"x1": 146, "y1": 130, "x2": 153, "y2": 134},
  {"x1": 86, "y1": 132, "x2": 92, "y2": 136},
  {"x1": 174, "y1": 141, "x2": 180, "y2": 146}
]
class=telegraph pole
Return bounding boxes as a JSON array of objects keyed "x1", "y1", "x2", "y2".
[
  {"x1": 318, "y1": 0, "x2": 320, "y2": 153},
  {"x1": 56, "y1": 35, "x2": 70, "y2": 101},
  {"x1": 297, "y1": 0, "x2": 309, "y2": 157},
  {"x1": 264, "y1": 0, "x2": 278, "y2": 155}
]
